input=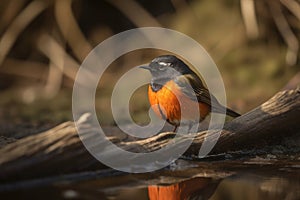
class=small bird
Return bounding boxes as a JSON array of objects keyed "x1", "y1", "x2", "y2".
[{"x1": 140, "y1": 55, "x2": 240, "y2": 132}]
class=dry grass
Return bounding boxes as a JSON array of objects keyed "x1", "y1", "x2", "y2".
[{"x1": 0, "y1": 0, "x2": 299, "y2": 127}]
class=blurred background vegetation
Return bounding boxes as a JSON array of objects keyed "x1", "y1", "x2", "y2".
[{"x1": 0, "y1": 0, "x2": 299, "y2": 137}]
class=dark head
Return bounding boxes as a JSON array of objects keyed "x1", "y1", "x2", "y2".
[
  {"x1": 140, "y1": 55, "x2": 194, "y2": 80},
  {"x1": 140, "y1": 55, "x2": 195, "y2": 91}
]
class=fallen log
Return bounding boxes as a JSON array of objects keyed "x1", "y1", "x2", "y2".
[{"x1": 0, "y1": 88, "x2": 299, "y2": 181}]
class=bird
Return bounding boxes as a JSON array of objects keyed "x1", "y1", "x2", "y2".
[{"x1": 140, "y1": 55, "x2": 240, "y2": 132}]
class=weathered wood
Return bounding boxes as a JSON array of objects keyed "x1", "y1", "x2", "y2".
[{"x1": 0, "y1": 88, "x2": 299, "y2": 181}]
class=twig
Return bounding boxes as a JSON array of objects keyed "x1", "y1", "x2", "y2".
[
  {"x1": 170, "y1": 0, "x2": 189, "y2": 13},
  {"x1": 36, "y1": 33, "x2": 96, "y2": 87},
  {"x1": 108, "y1": 0, "x2": 162, "y2": 27},
  {"x1": 240, "y1": 0, "x2": 259, "y2": 39},
  {"x1": 36, "y1": 33, "x2": 79, "y2": 81},
  {"x1": 268, "y1": 0, "x2": 299, "y2": 66},
  {"x1": 42, "y1": 26, "x2": 67, "y2": 98},
  {"x1": 0, "y1": 0, "x2": 27, "y2": 31},
  {"x1": 280, "y1": 0, "x2": 300, "y2": 22},
  {"x1": 54, "y1": 0, "x2": 93, "y2": 62},
  {"x1": 1, "y1": 58, "x2": 48, "y2": 79},
  {"x1": 0, "y1": 0, "x2": 49, "y2": 66},
  {"x1": 43, "y1": 62, "x2": 63, "y2": 98}
]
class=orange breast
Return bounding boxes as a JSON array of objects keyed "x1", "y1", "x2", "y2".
[{"x1": 148, "y1": 80, "x2": 210, "y2": 126}]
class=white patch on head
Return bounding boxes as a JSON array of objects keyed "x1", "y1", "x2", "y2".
[{"x1": 158, "y1": 62, "x2": 170, "y2": 66}]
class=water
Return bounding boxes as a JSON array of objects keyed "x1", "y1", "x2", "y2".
[{"x1": 1, "y1": 159, "x2": 299, "y2": 200}]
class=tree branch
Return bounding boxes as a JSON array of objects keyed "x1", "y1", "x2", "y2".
[{"x1": 0, "y1": 88, "x2": 299, "y2": 181}]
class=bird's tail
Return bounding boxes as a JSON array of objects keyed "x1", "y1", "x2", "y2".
[
  {"x1": 225, "y1": 107, "x2": 241, "y2": 118},
  {"x1": 210, "y1": 95, "x2": 241, "y2": 117}
]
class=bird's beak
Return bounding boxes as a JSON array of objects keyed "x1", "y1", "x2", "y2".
[{"x1": 139, "y1": 65, "x2": 151, "y2": 70}]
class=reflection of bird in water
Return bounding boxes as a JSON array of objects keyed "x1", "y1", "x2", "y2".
[
  {"x1": 141, "y1": 55, "x2": 240, "y2": 132},
  {"x1": 148, "y1": 177, "x2": 221, "y2": 200}
]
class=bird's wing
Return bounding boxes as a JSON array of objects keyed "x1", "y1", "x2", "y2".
[
  {"x1": 175, "y1": 74, "x2": 240, "y2": 117},
  {"x1": 174, "y1": 74, "x2": 210, "y2": 104},
  {"x1": 174, "y1": 74, "x2": 223, "y2": 110}
]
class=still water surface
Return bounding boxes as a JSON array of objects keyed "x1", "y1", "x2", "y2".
[{"x1": 1, "y1": 159, "x2": 299, "y2": 200}]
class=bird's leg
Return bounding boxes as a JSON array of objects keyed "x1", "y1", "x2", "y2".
[{"x1": 173, "y1": 125, "x2": 178, "y2": 132}]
